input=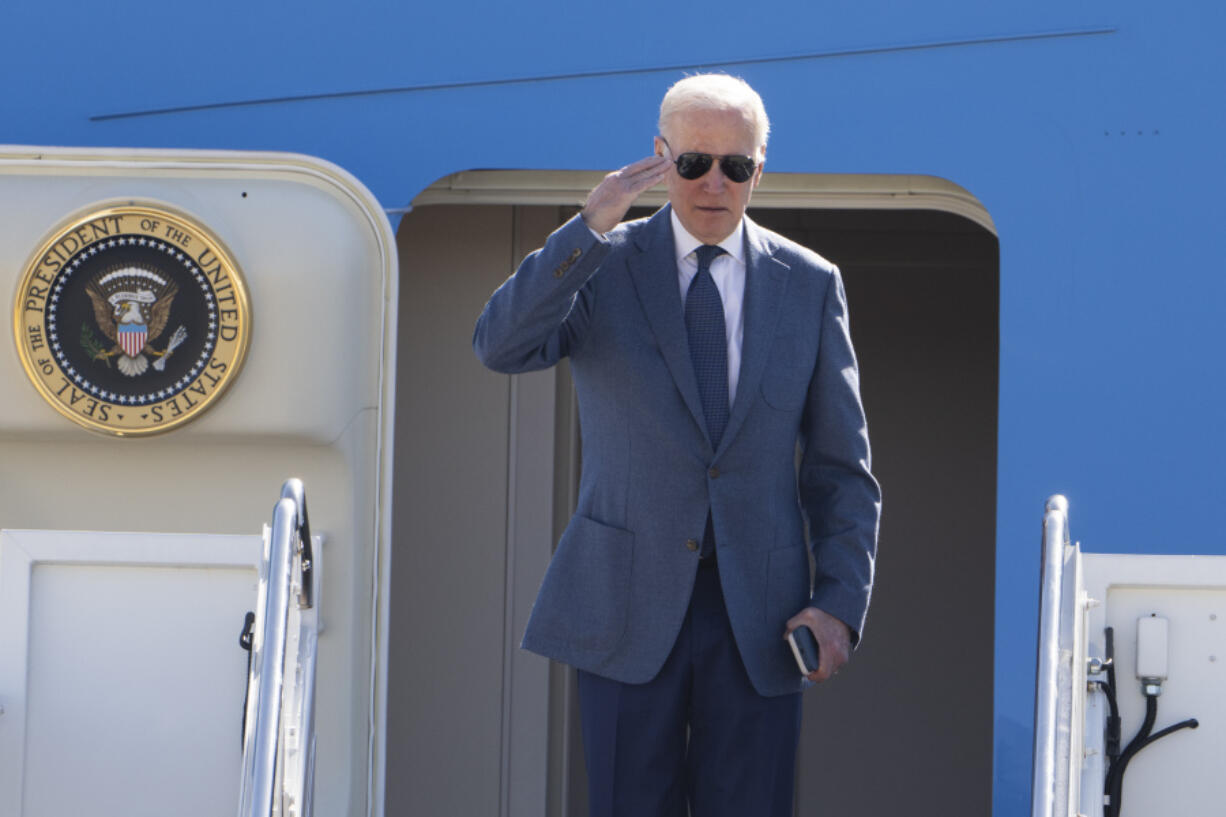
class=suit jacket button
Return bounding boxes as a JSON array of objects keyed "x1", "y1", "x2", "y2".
[
  {"x1": 708, "y1": 467, "x2": 720, "y2": 478},
  {"x1": 685, "y1": 539, "x2": 700, "y2": 552}
]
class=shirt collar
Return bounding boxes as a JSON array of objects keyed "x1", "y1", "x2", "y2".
[{"x1": 670, "y1": 209, "x2": 745, "y2": 268}]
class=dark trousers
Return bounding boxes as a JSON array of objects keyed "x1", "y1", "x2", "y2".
[{"x1": 577, "y1": 559, "x2": 802, "y2": 817}]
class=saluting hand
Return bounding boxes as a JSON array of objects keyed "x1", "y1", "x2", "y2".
[
  {"x1": 785, "y1": 607, "x2": 852, "y2": 683},
  {"x1": 580, "y1": 155, "x2": 672, "y2": 235}
]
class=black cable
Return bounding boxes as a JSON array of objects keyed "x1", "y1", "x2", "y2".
[
  {"x1": 1105, "y1": 694, "x2": 1156, "y2": 817},
  {"x1": 238, "y1": 611, "x2": 256, "y2": 749},
  {"x1": 1095, "y1": 679, "x2": 1119, "y2": 716},
  {"x1": 1097, "y1": 623, "x2": 1201, "y2": 817},
  {"x1": 1136, "y1": 717, "x2": 1198, "y2": 750},
  {"x1": 1104, "y1": 628, "x2": 1121, "y2": 761},
  {"x1": 1108, "y1": 711, "x2": 1199, "y2": 817},
  {"x1": 1106, "y1": 708, "x2": 1199, "y2": 817},
  {"x1": 1096, "y1": 681, "x2": 1121, "y2": 741},
  {"x1": 1095, "y1": 680, "x2": 1121, "y2": 754}
]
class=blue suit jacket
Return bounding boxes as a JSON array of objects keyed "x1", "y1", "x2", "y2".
[{"x1": 474, "y1": 205, "x2": 880, "y2": 696}]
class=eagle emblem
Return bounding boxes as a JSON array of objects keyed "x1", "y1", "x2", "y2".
[
  {"x1": 83, "y1": 265, "x2": 188, "y2": 377},
  {"x1": 16, "y1": 203, "x2": 250, "y2": 436}
]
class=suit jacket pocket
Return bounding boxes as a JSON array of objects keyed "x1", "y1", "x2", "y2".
[
  {"x1": 763, "y1": 544, "x2": 810, "y2": 627},
  {"x1": 761, "y1": 336, "x2": 814, "y2": 411},
  {"x1": 527, "y1": 514, "x2": 634, "y2": 653}
]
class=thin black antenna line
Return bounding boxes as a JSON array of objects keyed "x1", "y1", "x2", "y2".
[{"x1": 91, "y1": 25, "x2": 1116, "y2": 122}]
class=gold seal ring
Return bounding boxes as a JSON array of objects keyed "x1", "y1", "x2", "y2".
[{"x1": 13, "y1": 202, "x2": 251, "y2": 436}]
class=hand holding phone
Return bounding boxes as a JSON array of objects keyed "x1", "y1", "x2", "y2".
[{"x1": 787, "y1": 625, "x2": 821, "y2": 677}]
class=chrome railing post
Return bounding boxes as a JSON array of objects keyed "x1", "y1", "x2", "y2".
[
  {"x1": 280, "y1": 478, "x2": 314, "y2": 610},
  {"x1": 238, "y1": 480, "x2": 319, "y2": 817},
  {"x1": 1031, "y1": 494, "x2": 1071, "y2": 817}
]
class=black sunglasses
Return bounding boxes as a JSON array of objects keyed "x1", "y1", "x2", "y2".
[{"x1": 660, "y1": 137, "x2": 757, "y2": 183}]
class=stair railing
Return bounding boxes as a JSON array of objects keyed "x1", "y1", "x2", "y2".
[
  {"x1": 1031, "y1": 494, "x2": 1074, "y2": 817},
  {"x1": 237, "y1": 478, "x2": 320, "y2": 817}
]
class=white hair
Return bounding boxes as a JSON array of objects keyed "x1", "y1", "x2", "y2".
[{"x1": 658, "y1": 74, "x2": 770, "y2": 158}]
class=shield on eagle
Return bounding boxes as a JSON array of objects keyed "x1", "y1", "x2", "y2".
[
  {"x1": 83, "y1": 265, "x2": 180, "y2": 377},
  {"x1": 118, "y1": 323, "x2": 148, "y2": 357}
]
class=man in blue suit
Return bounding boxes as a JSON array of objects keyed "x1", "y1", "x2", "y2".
[{"x1": 474, "y1": 74, "x2": 880, "y2": 817}]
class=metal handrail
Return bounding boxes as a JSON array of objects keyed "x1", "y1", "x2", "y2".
[
  {"x1": 237, "y1": 479, "x2": 319, "y2": 817},
  {"x1": 1031, "y1": 494, "x2": 1071, "y2": 817},
  {"x1": 280, "y1": 479, "x2": 314, "y2": 610}
]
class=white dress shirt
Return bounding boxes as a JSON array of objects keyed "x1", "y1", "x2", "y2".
[
  {"x1": 670, "y1": 210, "x2": 746, "y2": 404},
  {"x1": 587, "y1": 211, "x2": 747, "y2": 403}
]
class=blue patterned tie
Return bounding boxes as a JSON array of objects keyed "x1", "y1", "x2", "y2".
[
  {"x1": 686, "y1": 244, "x2": 729, "y2": 449},
  {"x1": 687, "y1": 245, "x2": 728, "y2": 559}
]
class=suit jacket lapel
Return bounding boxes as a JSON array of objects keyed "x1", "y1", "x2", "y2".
[
  {"x1": 720, "y1": 217, "x2": 789, "y2": 456},
  {"x1": 627, "y1": 206, "x2": 711, "y2": 447}
]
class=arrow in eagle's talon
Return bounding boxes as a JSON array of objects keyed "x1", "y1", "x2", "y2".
[{"x1": 153, "y1": 325, "x2": 188, "y2": 372}]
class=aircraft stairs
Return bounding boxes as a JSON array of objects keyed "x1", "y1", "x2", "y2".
[
  {"x1": 1029, "y1": 495, "x2": 1222, "y2": 817},
  {"x1": 0, "y1": 478, "x2": 321, "y2": 817},
  {"x1": 238, "y1": 478, "x2": 321, "y2": 817}
]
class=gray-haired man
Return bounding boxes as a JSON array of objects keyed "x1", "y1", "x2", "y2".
[{"x1": 475, "y1": 74, "x2": 880, "y2": 816}]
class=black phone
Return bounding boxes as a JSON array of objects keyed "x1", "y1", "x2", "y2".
[{"x1": 787, "y1": 626, "x2": 821, "y2": 676}]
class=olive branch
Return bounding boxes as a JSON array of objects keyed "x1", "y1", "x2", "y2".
[{"x1": 80, "y1": 323, "x2": 110, "y2": 367}]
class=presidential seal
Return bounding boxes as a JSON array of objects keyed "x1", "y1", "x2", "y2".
[{"x1": 14, "y1": 203, "x2": 251, "y2": 435}]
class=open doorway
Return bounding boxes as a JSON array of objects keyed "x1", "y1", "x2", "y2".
[{"x1": 385, "y1": 173, "x2": 999, "y2": 816}]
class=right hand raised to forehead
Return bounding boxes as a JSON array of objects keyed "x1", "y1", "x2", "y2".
[{"x1": 580, "y1": 155, "x2": 672, "y2": 236}]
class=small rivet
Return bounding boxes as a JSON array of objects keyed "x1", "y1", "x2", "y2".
[
  {"x1": 1210, "y1": 614, "x2": 1217, "y2": 621},
  {"x1": 1210, "y1": 655, "x2": 1217, "y2": 662}
]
